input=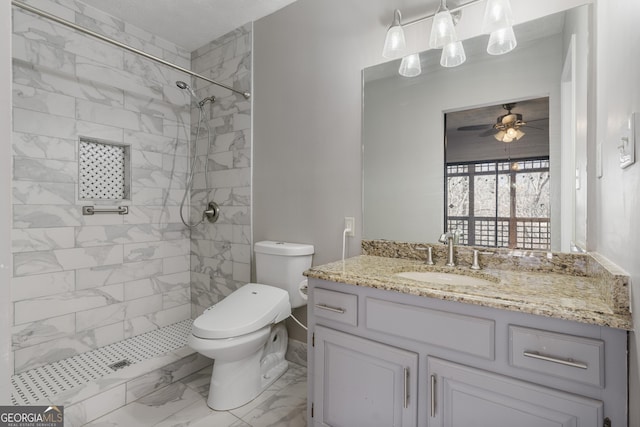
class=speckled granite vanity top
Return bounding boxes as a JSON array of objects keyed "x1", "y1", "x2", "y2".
[{"x1": 304, "y1": 240, "x2": 632, "y2": 330}]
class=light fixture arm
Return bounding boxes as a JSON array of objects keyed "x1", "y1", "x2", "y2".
[
  {"x1": 401, "y1": 0, "x2": 483, "y2": 28},
  {"x1": 392, "y1": 9, "x2": 402, "y2": 27}
]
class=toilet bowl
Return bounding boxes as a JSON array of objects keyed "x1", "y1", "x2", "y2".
[
  {"x1": 189, "y1": 241, "x2": 314, "y2": 410},
  {"x1": 188, "y1": 283, "x2": 291, "y2": 410}
]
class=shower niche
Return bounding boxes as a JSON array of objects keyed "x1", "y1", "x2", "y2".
[{"x1": 78, "y1": 137, "x2": 131, "y2": 201}]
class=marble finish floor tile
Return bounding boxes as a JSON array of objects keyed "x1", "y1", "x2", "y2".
[
  {"x1": 87, "y1": 362, "x2": 307, "y2": 426},
  {"x1": 86, "y1": 383, "x2": 202, "y2": 426}
]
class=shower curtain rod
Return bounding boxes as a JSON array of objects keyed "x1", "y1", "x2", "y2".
[{"x1": 11, "y1": 0, "x2": 251, "y2": 99}]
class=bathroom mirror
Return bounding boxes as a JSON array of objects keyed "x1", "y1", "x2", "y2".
[{"x1": 362, "y1": 5, "x2": 590, "y2": 252}]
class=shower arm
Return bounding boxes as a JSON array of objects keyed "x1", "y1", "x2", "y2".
[{"x1": 11, "y1": 0, "x2": 251, "y2": 100}]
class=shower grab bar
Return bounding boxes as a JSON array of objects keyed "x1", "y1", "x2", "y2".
[
  {"x1": 11, "y1": 0, "x2": 251, "y2": 100},
  {"x1": 82, "y1": 206, "x2": 129, "y2": 215}
]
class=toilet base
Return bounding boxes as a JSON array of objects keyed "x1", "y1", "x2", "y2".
[{"x1": 207, "y1": 323, "x2": 289, "y2": 410}]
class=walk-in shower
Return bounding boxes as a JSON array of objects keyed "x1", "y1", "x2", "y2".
[
  {"x1": 9, "y1": 0, "x2": 252, "y2": 421},
  {"x1": 176, "y1": 80, "x2": 221, "y2": 227}
]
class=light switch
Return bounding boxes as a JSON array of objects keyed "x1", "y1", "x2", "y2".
[{"x1": 619, "y1": 113, "x2": 636, "y2": 169}]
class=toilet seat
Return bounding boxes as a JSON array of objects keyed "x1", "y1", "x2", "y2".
[{"x1": 192, "y1": 283, "x2": 291, "y2": 339}]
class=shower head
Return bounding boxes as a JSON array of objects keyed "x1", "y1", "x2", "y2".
[
  {"x1": 176, "y1": 80, "x2": 198, "y2": 99},
  {"x1": 176, "y1": 80, "x2": 215, "y2": 107}
]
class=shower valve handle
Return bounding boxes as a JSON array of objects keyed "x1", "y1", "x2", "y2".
[{"x1": 204, "y1": 202, "x2": 220, "y2": 223}]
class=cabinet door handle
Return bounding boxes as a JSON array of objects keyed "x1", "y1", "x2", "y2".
[
  {"x1": 403, "y1": 368, "x2": 409, "y2": 409},
  {"x1": 314, "y1": 304, "x2": 345, "y2": 314},
  {"x1": 430, "y1": 374, "x2": 436, "y2": 417},
  {"x1": 523, "y1": 350, "x2": 588, "y2": 369}
]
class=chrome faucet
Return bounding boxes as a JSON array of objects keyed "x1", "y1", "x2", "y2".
[{"x1": 439, "y1": 229, "x2": 462, "y2": 267}]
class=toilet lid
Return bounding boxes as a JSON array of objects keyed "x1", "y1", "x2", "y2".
[{"x1": 192, "y1": 283, "x2": 292, "y2": 339}]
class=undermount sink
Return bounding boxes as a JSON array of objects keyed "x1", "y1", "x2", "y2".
[{"x1": 395, "y1": 271, "x2": 497, "y2": 287}]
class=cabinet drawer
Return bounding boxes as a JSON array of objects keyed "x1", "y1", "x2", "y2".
[
  {"x1": 509, "y1": 325, "x2": 604, "y2": 387},
  {"x1": 366, "y1": 298, "x2": 495, "y2": 359},
  {"x1": 313, "y1": 288, "x2": 358, "y2": 326}
]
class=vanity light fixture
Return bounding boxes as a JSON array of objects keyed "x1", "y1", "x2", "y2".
[
  {"x1": 482, "y1": 0, "x2": 517, "y2": 55},
  {"x1": 429, "y1": 0, "x2": 457, "y2": 49},
  {"x1": 399, "y1": 53, "x2": 422, "y2": 77},
  {"x1": 381, "y1": 0, "x2": 517, "y2": 76},
  {"x1": 440, "y1": 40, "x2": 466, "y2": 67},
  {"x1": 382, "y1": 9, "x2": 407, "y2": 59}
]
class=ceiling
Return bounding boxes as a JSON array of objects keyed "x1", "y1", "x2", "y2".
[{"x1": 80, "y1": 0, "x2": 300, "y2": 51}]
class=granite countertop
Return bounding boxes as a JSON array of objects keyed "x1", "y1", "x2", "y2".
[{"x1": 304, "y1": 254, "x2": 633, "y2": 330}]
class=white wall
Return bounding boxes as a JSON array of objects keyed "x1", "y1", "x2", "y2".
[
  {"x1": 1, "y1": 0, "x2": 13, "y2": 405},
  {"x1": 593, "y1": 0, "x2": 640, "y2": 424}
]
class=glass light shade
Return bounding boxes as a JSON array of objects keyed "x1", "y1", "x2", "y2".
[
  {"x1": 487, "y1": 26, "x2": 517, "y2": 55},
  {"x1": 494, "y1": 130, "x2": 506, "y2": 141},
  {"x1": 482, "y1": 0, "x2": 514, "y2": 34},
  {"x1": 429, "y1": 10, "x2": 457, "y2": 49},
  {"x1": 382, "y1": 10, "x2": 406, "y2": 59},
  {"x1": 440, "y1": 41, "x2": 466, "y2": 67},
  {"x1": 382, "y1": 25, "x2": 406, "y2": 58},
  {"x1": 506, "y1": 127, "x2": 517, "y2": 138},
  {"x1": 515, "y1": 128, "x2": 525, "y2": 140},
  {"x1": 399, "y1": 54, "x2": 422, "y2": 77}
]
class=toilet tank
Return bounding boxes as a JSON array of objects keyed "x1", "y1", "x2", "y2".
[{"x1": 254, "y1": 241, "x2": 314, "y2": 309}]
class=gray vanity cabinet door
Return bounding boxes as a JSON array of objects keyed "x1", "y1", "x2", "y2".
[
  {"x1": 427, "y1": 357, "x2": 602, "y2": 427},
  {"x1": 313, "y1": 326, "x2": 418, "y2": 427}
]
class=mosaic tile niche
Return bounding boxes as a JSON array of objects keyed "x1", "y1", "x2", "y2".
[{"x1": 79, "y1": 138, "x2": 130, "y2": 200}]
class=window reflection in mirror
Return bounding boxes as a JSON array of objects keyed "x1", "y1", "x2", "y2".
[{"x1": 445, "y1": 98, "x2": 550, "y2": 250}]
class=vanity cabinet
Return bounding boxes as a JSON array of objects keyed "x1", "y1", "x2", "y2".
[
  {"x1": 313, "y1": 326, "x2": 418, "y2": 427},
  {"x1": 307, "y1": 279, "x2": 627, "y2": 427},
  {"x1": 428, "y1": 357, "x2": 602, "y2": 427}
]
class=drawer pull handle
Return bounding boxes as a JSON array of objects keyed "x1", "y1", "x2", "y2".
[
  {"x1": 403, "y1": 368, "x2": 409, "y2": 409},
  {"x1": 430, "y1": 374, "x2": 436, "y2": 417},
  {"x1": 314, "y1": 304, "x2": 346, "y2": 314},
  {"x1": 523, "y1": 350, "x2": 588, "y2": 369}
]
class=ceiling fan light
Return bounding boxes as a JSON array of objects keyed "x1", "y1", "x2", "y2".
[
  {"x1": 399, "y1": 53, "x2": 422, "y2": 77},
  {"x1": 506, "y1": 127, "x2": 518, "y2": 138},
  {"x1": 440, "y1": 41, "x2": 466, "y2": 67},
  {"x1": 503, "y1": 135, "x2": 514, "y2": 143},
  {"x1": 487, "y1": 26, "x2": 517, "y2": 55},
  {"x1": 482, "y1": 0, "x2": 514, "y2": 34},
  {"x1": 515, "y1": 129, "x2": 525, "y2": 140},
  {"x1": 430, "y1": 8, "x2": 457, "y2": 49},
  {"x1": 501, "y1": 113, "x2": 516, "y2": 124},
  {"x1": 494, "y1": 130, "x2": 506, "y2": 141},
  {"x1": 382, "y1": 9, "x2": 406, "y2": 59}
]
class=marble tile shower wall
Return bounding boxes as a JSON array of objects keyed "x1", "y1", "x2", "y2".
[
  {"x1": 189, "y1": 24, "x2": 252, "y2": 317},
  {"x1": 11, "y1": 0, "x2": 194, "y2": 374}
]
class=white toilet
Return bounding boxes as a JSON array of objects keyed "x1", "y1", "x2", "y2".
[{"x1": 188, "y1": 240, "x2": 314, "y2": 410}]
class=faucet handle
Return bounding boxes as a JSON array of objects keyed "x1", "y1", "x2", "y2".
[
  {"x1": 415, "y1": 245, "x2": 435, "y2": 265},
  {"x1": 471, "y1": 249, "x2": 481, "y2": 270}
]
